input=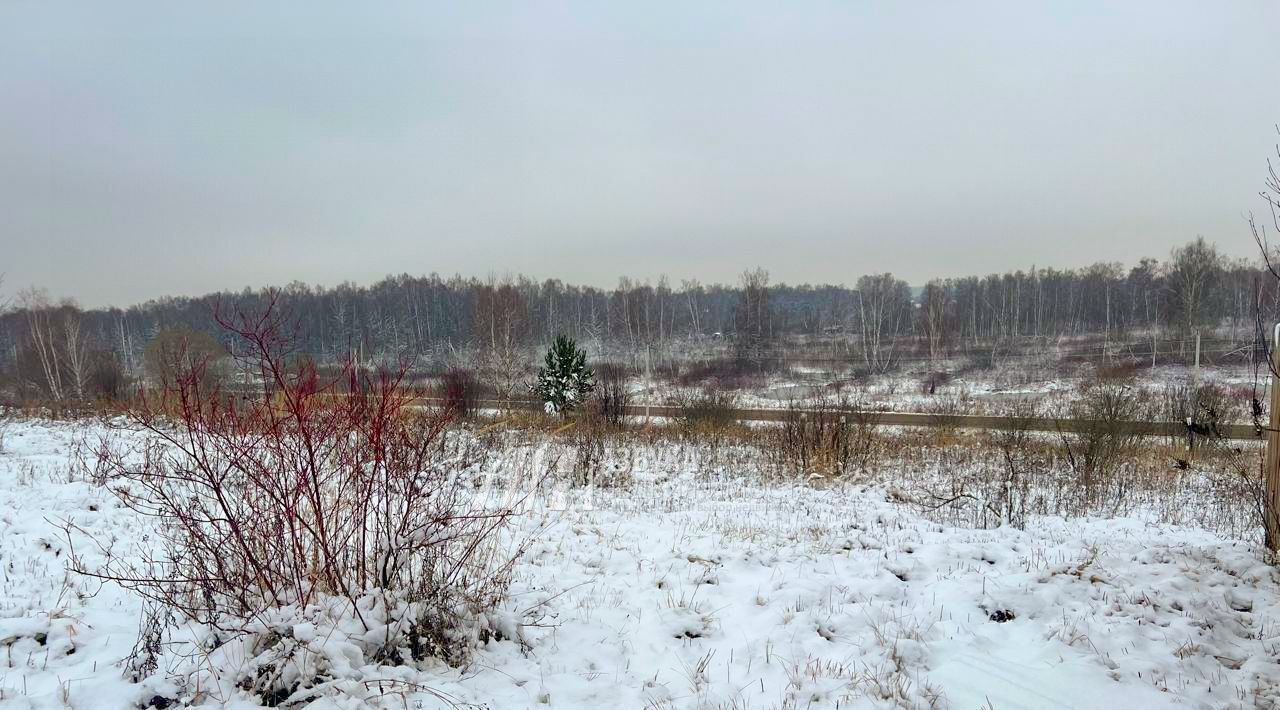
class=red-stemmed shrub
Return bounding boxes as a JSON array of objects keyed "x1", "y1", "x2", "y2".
[{"x1": 71, "y1": 294, "x2": 522, "y2": 703}]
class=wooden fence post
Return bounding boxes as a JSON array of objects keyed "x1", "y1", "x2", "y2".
[{"x1": 1266, "y1": 323, "x2": 1280, "y2": 552}]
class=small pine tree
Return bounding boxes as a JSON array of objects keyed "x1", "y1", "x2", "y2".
[{"x1": 532, "y1": 335, "x2": 595, "y2": 415}]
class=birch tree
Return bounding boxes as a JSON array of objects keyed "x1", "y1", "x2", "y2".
[{"x1": 856, "y1": 273, "x2": 912, "y2": 373}]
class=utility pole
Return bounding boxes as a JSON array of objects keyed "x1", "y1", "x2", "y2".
[{"x1": 1266, "y1": 323, "x2": 1280, "y2": 552}]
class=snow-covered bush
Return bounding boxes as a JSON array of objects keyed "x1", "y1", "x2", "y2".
[
  {"x1": 531, "y1": 334, "x2": 594, "y2": 415},
  {"x1": 75, "y1": 296, "x2": 522, "y2": 704}
]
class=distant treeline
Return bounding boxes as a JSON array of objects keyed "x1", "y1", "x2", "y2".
[{"x1": 1, "y1": 237, "x2": 1275, "y2": 401}]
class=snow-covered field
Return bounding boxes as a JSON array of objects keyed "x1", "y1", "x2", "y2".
[
  {"x1": 2, "y1": 420, "x2": 1279, "y2": 709},
  {"x1": 632, "y1": 362, "x2": 1260, "y2": 422}
]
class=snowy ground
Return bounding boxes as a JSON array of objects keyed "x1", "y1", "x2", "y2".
[
  {"x1": 630, "y1": 362, "x2": 1260, "y2": 421},
  {"x1": 2, "y1": 420, "x2": 1280, "y2": 709}
]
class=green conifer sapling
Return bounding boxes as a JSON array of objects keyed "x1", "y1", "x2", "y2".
[{"x1": 532, "y1": 335, "x2": 595, "y2": 414}]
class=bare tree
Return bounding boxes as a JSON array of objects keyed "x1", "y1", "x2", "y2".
[
  {"x1": 473, "y1": 276, "x2": 530, "y2": 406},
  {"x1": 1249, "y1": 125, "x2": 1280, "y2": 552},
  {"x1": 856, "y1": 273, "x2": 912, "y2": 373},
  {"x1": 143, "y1": 326, "x2": 229, "y2": 394},
  {"x1": 61, "y1": 307, "x2": 90, "y2": 399},
  {"x1": 18, "y1": 288, "x2": 65, "y2": 400},
  {"x1": 734, "y1": 268, "x2": 772, "y2": 369},
  {"x1": 682, "y1": 278, "x2": 705, "y2": 337},
  {"x1": 1167, "y1": 236, "x2": 1223, "y2": 340},
  {"x1": 919, "y1": 280, "x2": 950, "y2": 362}
]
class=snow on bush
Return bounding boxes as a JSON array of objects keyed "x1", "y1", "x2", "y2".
[{"x1": 65, "y1": 297, "x2": 525, "y2": 705}]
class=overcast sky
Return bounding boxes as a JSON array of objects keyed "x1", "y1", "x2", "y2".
[{"x1": 2, "y1": 2, "x2": 1278, "y2": 308}]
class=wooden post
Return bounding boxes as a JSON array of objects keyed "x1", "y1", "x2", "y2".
[{"x1": 1266, "y1": 323, "x2": 1280, "y2": 552}]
